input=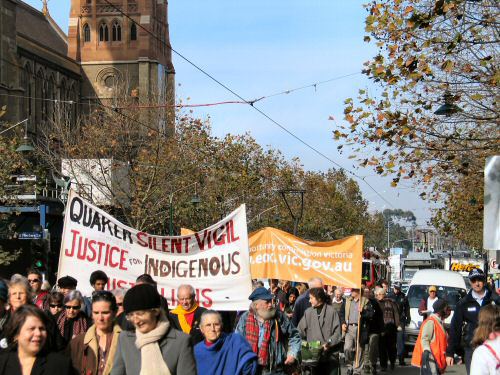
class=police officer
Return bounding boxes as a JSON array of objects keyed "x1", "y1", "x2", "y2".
[
  {"x1": 446, "y1": 268, "x2": 500, "y2": 374},
  {"x1": 388, "y1": 281, "x2": 410, "y2": 366}
]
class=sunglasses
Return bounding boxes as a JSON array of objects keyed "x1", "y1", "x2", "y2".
[
  {"x1": 28, "y1": 279, "x2": 40, "y2": 283},
  {"x1": 50, "y1": 304, "x2": 62, "y2": 308},
  {"x1": 117, "y1": 302, "x2": 123, "y2": 307},
  {"x1": 64, "y1": 305, "x2": 81, "y2": 310}
]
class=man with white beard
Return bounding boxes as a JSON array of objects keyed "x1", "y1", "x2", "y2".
[{"x1": 236, "y1": 287, "x2": 301, "y2": 375}]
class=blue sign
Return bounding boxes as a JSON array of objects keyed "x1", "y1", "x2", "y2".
[{"x1": 18, "y1": 232, "x2": 43, "y2": 240}]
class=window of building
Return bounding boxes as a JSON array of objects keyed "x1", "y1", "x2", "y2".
[
  {"x1": 83, "y1": 24, "x2": 91, "y2": 42},
  {"x1": 112, "y1": 21, "x2": 121, "y2": 41},
  {"x1": 99, "y1": 23, "x2": 109, "y2": 42},
  {"x1": 130, "y1": 23, "x2": 137, "y2": 41}
]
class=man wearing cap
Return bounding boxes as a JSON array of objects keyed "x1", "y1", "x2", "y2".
[
  {"x1": 446, "y1": 268, "x2": 500, "y2": 374},
  {"x1": 418, "y1": 285, "x2": 439, "y2": 320},
  {"x1": 57, "y1": 275, "x2": 78, "y2": 296},
  {"x1": 236, "y1": 287, "x2": 301, "y2": 374},
  {"x1": 388, "y1": 281, "x2": 410, "y2": 366}
]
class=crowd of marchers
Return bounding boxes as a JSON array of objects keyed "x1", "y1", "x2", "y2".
[{"x1": 0, "y1": 269, "x2": 497, "y2": 375}]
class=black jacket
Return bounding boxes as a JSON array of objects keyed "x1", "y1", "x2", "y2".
[
  {"x1": 169, "y1": 306, "x2": 206, "y2": 345},
  {"x1": 446, "y1": 288, "x2": 500, "y2": 356},
  {"x1": 0, "y1": 350, "x2": 73, "y2": 375},
  {"x1": 292, "y1": 290, "x2": 311, "y2": 327},
  {"x1": 388, "y1": 290, "x2": 410, "y2": 326}
]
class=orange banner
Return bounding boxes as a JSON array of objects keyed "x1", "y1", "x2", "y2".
[{"x1": 249, "y1": 227, "x2": 363, "y2": 288}]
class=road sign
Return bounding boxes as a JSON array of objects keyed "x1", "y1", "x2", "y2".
[{"x1": 18, "y1": 232, "x2": 43, "y2": 240}]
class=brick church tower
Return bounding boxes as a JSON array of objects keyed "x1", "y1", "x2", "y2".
[{"x1": 67, "y1": 0, "x2": 175, "y2": 133}]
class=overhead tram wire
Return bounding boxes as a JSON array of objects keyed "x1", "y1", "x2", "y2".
[{"x1": 87, "y1": 0, "x2": 396, "y2": 209}]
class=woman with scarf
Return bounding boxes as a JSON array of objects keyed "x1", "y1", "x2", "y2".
[
  {"x1": 298, "y1": 287, "x2": 342, "y2": 375},
  {"x1": 194, "y1": 310, "x2": 256, "y2": 375},
  {"x1": 111, "y1": 283, "x2": 196, "y2": 375},
  {"x1": 57, "y1": 290, "x2": 90, "y2": 347},
  {"x1": 70, "y1": 291, "x2": 122, "y2": 375}
]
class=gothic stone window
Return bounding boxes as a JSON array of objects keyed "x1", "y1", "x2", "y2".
[
  {"x1": 112, "y1": 21, "x2": 121, "y2": 41},
  {"x1": 130, "y1": 23, "x2": 137, "y2": 41},
  {"x1": 99, "y1": 23, "x2": 109, "y2": 42},
  {"x1": 83, "y1": 24, "x2": 91, "y2": 42}
]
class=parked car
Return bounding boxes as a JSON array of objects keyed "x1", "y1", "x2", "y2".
[{"x1": 404, "y1": 269, "x2": 467, "y2": 350}]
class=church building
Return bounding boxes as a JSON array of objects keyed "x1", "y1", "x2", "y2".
[{"x1": 0, "y1": 0, "x2": 175, "y2": 137}]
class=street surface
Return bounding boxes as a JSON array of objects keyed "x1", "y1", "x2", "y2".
[{"x1": 339, "y1": 364, "x2": 467, "y2": 374}]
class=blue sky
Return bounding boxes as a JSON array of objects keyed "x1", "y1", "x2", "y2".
[{"x1": 24, "y1": 0, "x2": 436, "y2": 225}]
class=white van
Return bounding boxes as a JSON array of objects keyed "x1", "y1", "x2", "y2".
[{"x1": 405, "y1": 269, "x2": 467, "y2": 349}]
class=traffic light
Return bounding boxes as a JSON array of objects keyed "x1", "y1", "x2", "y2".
[{"x1": 30, "y1": 239, "x2": 47, "y2": 271}]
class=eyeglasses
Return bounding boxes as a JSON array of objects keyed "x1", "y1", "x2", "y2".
[
  {"x1": 28, "y1": 279, "x2": 40, "y2": 283},
  {"x1": 116, "y1": 302, "x2": 123, "y2": 307},
  {"x1": 50, "y1": 304, "x2": 62, "y2": 308},
  {"x1": 64, "y1": 305, "x2": 81, "y2": 310}
]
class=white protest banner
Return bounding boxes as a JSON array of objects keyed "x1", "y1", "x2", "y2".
[{"x1": 58, "y1": 190, "x2": 252, "y2": 310}]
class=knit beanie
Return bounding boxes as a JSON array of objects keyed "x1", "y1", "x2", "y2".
[
  {"x1": 432, "y1": 299, "x2": 448, "y2": 314},
  {"x1": 123, "y1": 283, "x2": 161, "y2": 314}
]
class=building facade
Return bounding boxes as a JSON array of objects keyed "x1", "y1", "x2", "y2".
[{"x1": 0, "y1": 0, "x2": 175, "y2": 136}]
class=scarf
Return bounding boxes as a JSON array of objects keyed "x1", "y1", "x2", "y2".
[
  {"x1": 135, "y1": 318, "x2": 171, "y2": 375},
  {"x1": 245, "y1": 309, "x2": 272, "y2": 366},
  {"x1": 170, "y1": 302, "x2": 198, "y2": 334},
  {"x1": 57, "y1": 310, "x2": 88, "y2": 339}
]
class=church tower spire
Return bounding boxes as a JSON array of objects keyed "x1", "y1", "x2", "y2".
[
  {"x1": 42, "y1": 0, "x2": 49, "y2": 16},
  {"x1": 67, "y1": 0, "x2": 175, "y2": 133}
]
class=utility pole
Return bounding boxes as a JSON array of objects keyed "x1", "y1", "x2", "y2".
[{"x1": 279, "y1": 189, "x2": 305, "y2": 236}]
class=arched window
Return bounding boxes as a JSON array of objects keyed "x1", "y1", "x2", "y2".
[
  {"x1": 130, "y1": 23, "x2": 137, "y2": 41},
  {"x1": 99, "y1": 23, "x2": 109, "y2": 42},
  {"x1": 112, "y1": 21, "x2": 121, "y2": 41},
  {"x1": 83, "y1": 24, "x2": 91, "y2": 42}
]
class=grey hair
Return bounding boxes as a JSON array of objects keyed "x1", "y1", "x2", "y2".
[
  {"x1": 64, "y1": 290, "x2": 85, "y2": 305},
  {"x1": 111, "y1": 288, "x2": 127, "y2": 299},
  {"x1": 178, "y1": 284, "x2": 196, "y2": 298},
  {"x1": 200, "y1": 310, "x2": 223, "y2": 327},
  {"x1": 8, "y1": 275, "x2": 32, "y2": 300},
  {"x1": 375, "y1": 286, "x2": 386, "y2": 296},
  {"x1": 308, "y1": 277, "x2": 323, "y2": 288}
]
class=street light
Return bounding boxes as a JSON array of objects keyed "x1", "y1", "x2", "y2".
[
  {"x1": 168, "y1": 182, "x2": 201, "y2": 236},
  {"x1": 279, "y1": 189, "x2": 305, "y2": 236},
  {"x1": 434, "y1": 91, "x2": 462, "y2": 116},
  {"x1": 16, "y1": 119, "x2": 34, "y2": 153}
]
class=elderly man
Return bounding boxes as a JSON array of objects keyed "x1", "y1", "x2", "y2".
[
  {"x1": 292, "y1": 277, "x2": 323, "y2": 326},
  {"x1": 343, "y1": 287, "x2": 382, "y2": 375},
  {"x1": 170, "y1": 284, "x2": 207, "y2": 344},
  {"x1": 375, "y1": 286, "x2": 400, "y2": 371},
  {"x1": 194, "y1": 310, "x2": 257, "y2": 375},
  {"x1": 236, "y1": 287, "x2": 301, "y2": 375}
]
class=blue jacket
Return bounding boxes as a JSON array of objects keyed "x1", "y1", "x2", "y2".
[{"x1": 235, "y1": 310, "x2": 301, "y2": 371}]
